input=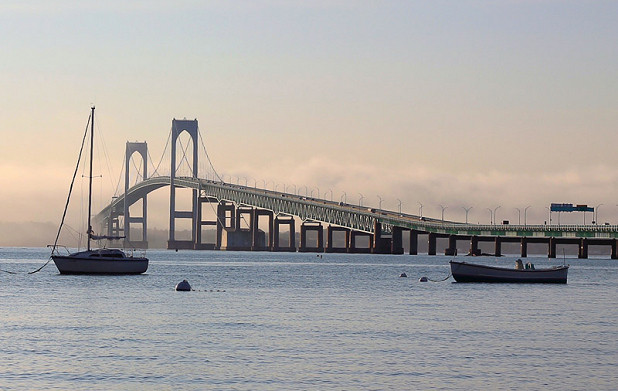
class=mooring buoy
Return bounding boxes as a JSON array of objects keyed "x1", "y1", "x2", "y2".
[{"x1": 175, "y1": 279, "x2": 192, "y2": 291}]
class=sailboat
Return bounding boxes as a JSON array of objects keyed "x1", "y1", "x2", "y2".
[{"x1": 51, "y1": 106, "x2": 149, "y2": 274}]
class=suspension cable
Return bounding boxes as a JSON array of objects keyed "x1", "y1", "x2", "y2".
[
  {"x1": 151, "y1": 129, "x2": 171, "y2": 177},
  {"x1": 113, "y1": 153, "x2": 126, "y2": 197},
  {"x1": 198, "y1": 126, "x2": 223, "y2": 182}
]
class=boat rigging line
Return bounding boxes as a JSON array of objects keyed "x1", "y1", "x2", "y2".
[{"x1": 29, "y1": 112, "x2": 92, "y2": 274}]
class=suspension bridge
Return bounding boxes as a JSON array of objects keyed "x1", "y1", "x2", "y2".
[{"x1": 94, "y1": 118, "x2": 618, "y2": 259}]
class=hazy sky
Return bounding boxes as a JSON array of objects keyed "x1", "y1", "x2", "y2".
[{"x1": 1, "y1": 0, "x2": 617, "y2": 231}]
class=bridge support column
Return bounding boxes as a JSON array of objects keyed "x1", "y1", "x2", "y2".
[
  {"x1": 299, "y1": 222, "x2": 324, "y2": 252},
  {"x1": 168, "y1": 119, "x2": 199, "y2": 250},
  {"x1": 273, "y1": 216, "x2": 295, "y2": 252},
  {"x1": 107, "y1": 206, "x2": 122, "y2": 240},
  {"x1": 223, "y1": 206, "x2": 254, "y2": 251},
  {"x1": 578, "y1": 238, "x2": 589, "y2": 259},
  {"x1": 612, "y1": 239, "x2": 618, "y2": 260},
  {"x1": 216, "y1": 202, "x2": 236, "y2": 250},
  {"x1": 372, "y1": 221, "x2": 391, "y2": 254},
  {"x1": 428, "y1": 233, "x2": 437, "y2": 255},
  {"x1": 124, "y1": 142, "x2": 149, "y2": 249},
  {"x1": 548, "y1": 237, "x2": 557, "y2": 258},
  {"x1": 495, "y1": 237, "x2": 502, "y2": 257},
  {"x1": 326, "y1": 225, "x2": 350, "y2": 253},
  {"x1": 349, "y1": 231, "x2": 373, "y2": 253},
  {"x1": 391, "y1": 227, "x2": 404, "y2": 255},
  {"x1": 195, "y1": 195, "x2": 218, "y2": 250},
  {"x1": 520, "y1": 237, "x2": 528, "y2": 258},
  {"x1": 445, "y1": 235, "x2": 457, "y2": 256},
  {"x1": 409, "y1": 230, "x2": 418, "y2": 255},
  {"x1": 470, "y1": 236, "x2": 479, "y2": 256},
  {"x1": 252, "y1": 209, "x2": 273, "y2": 251}
]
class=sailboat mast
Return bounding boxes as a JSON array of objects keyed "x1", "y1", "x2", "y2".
[{"x1": 87, "y1": 105, "x2": 95, "y2": 251}]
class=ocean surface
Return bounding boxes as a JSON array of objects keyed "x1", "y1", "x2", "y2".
[{"x1": 0, "y1": 248, "x2": 616, "y2": 390}]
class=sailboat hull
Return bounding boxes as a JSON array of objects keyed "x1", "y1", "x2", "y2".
[{"x1": 52, "y1": 250, "x2": 148, "y2": 275}]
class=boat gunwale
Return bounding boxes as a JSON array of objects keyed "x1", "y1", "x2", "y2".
[{"x1": 449, "y1": 260, "x2": 568, "y2": 273}]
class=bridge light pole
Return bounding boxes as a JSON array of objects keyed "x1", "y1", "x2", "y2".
[
  {"x1": 418, "y1": 202, "x2": 423, "y2": 218},
  {"x1": 515, "y1": 208, "x2": 521, "y2": 225},
  {"x1": 486, "y1": 208, "x2": 493, "y2": 225},
  {"x1": 493, "y1": 206, "x2": 501, "y2": 225},
  {"x1": 325, "y1": 188, "x2": 333, "y2": 201},
  {"x1": 286, "y1": 184, "x2": 296, "y2": 194},
  {"x1": 439, "y1": 204, "x2": 447, "y2": 222},
  {"x1": 377, "y1": 195, "x2": 383, "y2": 210},
  {"x1": 595, "y1": 204, "x2": 603, "y2": 224},
  {"x1": 341, "y1": 191, "x2": 347, "y2": 204},
  {"x1": 397, "y1": 199, "x2": 402, "y2": 214},
  {"x1": 524, "y1": 205, "x2": 531, "y2": 226},
  {"x1": 358, "y1": 193, "x2": 365, "y2": 207},
  {"x1": 462, "y1": 206, "x2": 472, "y2": 224}
]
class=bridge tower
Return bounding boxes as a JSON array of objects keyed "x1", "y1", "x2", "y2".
[
  {"x1": 124, "y1": 142, "x2": 148, "y2": 248},
  {"x1": 168, "y1": 119, "x2": 199, "y2": 249}
]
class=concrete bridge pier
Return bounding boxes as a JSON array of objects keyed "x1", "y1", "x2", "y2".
[
  {"x1": 251, "y1": 209, "x2": 273, "y2": 251},
  {"x1": 549, "y1": 237, "x2": 557, "y2": 258},
  {"x1": 349, "y1": 231, "x2": 373, "y2": 253},
  {"x1": 372, "y1": 222, "x2": 392, "y2": 254},
  {"x1": 326, "y1": 225, "x2": 350, "y2": 253},
  {"x1": 194, "y1": 195, "x2": 218, "y2": 250},
  {"x1": 495, "y1": 237, "x2": 502, "y2": 257},
  {"x1": 391, "y1": 227, "x2": 404, "y2": 255},
  {"x1": 272, "y1": 216, "x2": 295, "y2": 252},
  {"x1": 445, "y1": 235, "x2": 457, "y2": 256},
  {"x1": 612, "y1": 239, "x2": 618, "y2": 259},
  {"x1": 428, "y1": 233, "x2": 437, "y2": 255},
  {"x1": 299, "y1": 222, "x2": 324, "y2": 252},
  {"x1": 168, "y1": 119, "x2": 199, "y2": 251},
  {"x1": 124, "y1": 142, "x2": 148, "y2": 249},
  {"x1": 215, "y1": 202, "x2": 236, "y2": 250},
  {"x1": 106, "y1": 206, "x2": 122, "y2": 240},
  {"x1": 469, "y1": 236, "x2": 479, "y2": 256},
  {"x1": 409, "y1": 230, "x2": 419, "y2": 255},
  {"x1": 520, "y1": 237, "x2": 528, "y2": 258},
  {"x1": 236, "y1": 207, "x2": 254, "y2": 232},
  {"x1": 578, "y1": 238, "x2": 589, "y2": 259}
]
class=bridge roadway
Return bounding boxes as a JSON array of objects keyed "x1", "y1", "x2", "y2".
[{"x1": 95, "y1": 176, "x2": 618, "y2": 257}]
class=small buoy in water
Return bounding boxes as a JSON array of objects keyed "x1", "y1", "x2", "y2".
[
  {"x1": 400, "y1": 272, "x2": 408, "y2": 278},
  {"x1": 175, "y1": 279, "x2": 192, "y2": 291},
  {"x1": 419, "y1": 276, "x2": 428, "y2": 282}
]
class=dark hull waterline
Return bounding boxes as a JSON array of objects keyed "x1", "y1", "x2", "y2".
[
  {"x1": 450, "y1": 261, "x2": 568, "y2": 284},
  {"x1": 52, "y1": 254, "x2": 148, "y2": 275}
]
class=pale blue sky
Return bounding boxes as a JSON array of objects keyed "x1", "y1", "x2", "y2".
[{"x1": 1, "y1": 0, "x2": 617, "y2": 227}]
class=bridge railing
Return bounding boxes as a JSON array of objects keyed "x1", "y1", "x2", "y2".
[{"x1": 97, "y1": 175, "x2": 618, "y2": 239}]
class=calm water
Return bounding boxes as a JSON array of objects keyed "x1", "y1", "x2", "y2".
[{"x1": 0, "y1": 248, "x2": 616, "y2": 390}]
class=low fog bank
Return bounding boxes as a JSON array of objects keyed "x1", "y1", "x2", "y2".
[
  {"x1": 0, "y1": 222, "x2": 173, "y2": 249},
  {"x1": 0, "y1": 221, "x2": 58, "y2": 247}
]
